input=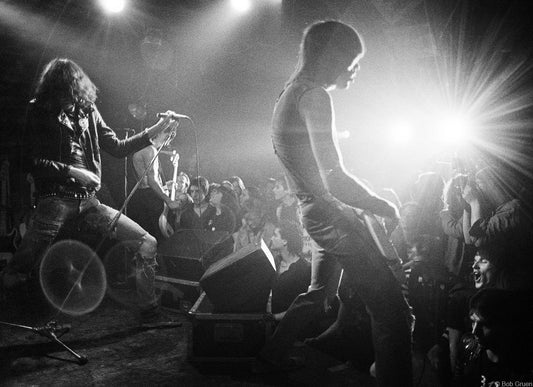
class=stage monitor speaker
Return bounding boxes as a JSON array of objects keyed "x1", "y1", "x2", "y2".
[{"x1": 199, "y1": 239, "x2": 277, "y2": 313}]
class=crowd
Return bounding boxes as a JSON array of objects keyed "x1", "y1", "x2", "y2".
[
  {"x1": 1, "y1": 22, "x2": 532, "y2": 386},
  {"x1": 157, "y1": 159, "x2": 533, "y2": 384}
]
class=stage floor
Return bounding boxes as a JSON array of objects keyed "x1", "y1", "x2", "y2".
[{"x1": 0, "y1": 294, "x2": 386, "y2": 386}]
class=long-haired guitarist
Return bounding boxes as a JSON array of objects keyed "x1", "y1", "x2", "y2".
[{"x1": 256, "y1": 21, "x2": 413, "y2": 386}]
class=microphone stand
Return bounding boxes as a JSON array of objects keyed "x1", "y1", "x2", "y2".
[
  {"x1": 123, "y1": 129, "x2": 131, "y2": 215},
  {"x1": 101, "y1": 128, "x2": 177, "y2": 250},
  {"x1": 0, "y1": 128, "x2": 177, "y2": 367},
  {"x1": 0, "y1": 320, "x2": 87, "y2": 365}
]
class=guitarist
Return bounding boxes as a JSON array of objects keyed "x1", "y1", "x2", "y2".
[
  {"x1": 129, "y1": 130, "x2": 182, "y2": 241},
  {"x1": 256, "y1": 21, "x2": 413, "y2": 386}
]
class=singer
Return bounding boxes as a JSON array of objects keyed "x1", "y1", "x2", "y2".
[{"x1": 0, "y1": 58, "x2": 181, "y2": 328}]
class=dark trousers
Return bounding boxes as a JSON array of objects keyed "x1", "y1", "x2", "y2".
[
  {"x1": 128, "y1": 188, "x2": 165, "y2": 242},
  {"x1": 260, "y1": 194, "x2": 413, "y2": 387}
]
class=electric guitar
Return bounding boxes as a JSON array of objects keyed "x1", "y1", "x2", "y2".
[
  {"x1": 158, "y1": 151, "x2": 179, "y2": 238},
  {"x1": 359, "y1": 210, "x2": 406, "y2": 284}
]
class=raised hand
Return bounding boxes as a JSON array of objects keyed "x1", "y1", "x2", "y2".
[
  {"x1": 145, "y1": 110, "x2": 179, "y2": 139},
  {"x1": 461, "y1": 181, "x2": 479, "y2": 204}
]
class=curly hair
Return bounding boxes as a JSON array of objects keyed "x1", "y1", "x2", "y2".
[{"x1": 34, "y1": 58, "x2": 97, "y2": 112}]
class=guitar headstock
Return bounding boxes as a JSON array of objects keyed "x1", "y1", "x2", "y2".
[
  {"x1": 170, "y1": 151, "x2": 180, "y2": 167},
  {"x1": 171, "y1": 152, "x2": 180, "y2": 167}
]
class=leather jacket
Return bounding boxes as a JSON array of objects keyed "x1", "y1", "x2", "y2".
[{"x1": 26, "y1": 99, "x2": 152, "y2": 194}]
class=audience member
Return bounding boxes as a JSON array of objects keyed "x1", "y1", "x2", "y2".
[
  {"x1": 206, "y1": 183, "x2": 237, "y2": 235},
  {"x1": 233, "y1": 200, "x2": 276, "y2": 252},
  {"x1": 178, "y1": 176, "x2": 215, "y2": 231},
  {"x1": 440, "y1": 173, "x2": 476, "y2": 282},
  {"x1": 272, "y1": 176, "x2": 300, "y2": 226},
  {"x1": 228, "y1": 175, "x2": 250, "y2": 207},
  {"x1": 262, "y1": 177, "x2": 279, "y2": 223},
  {"x1": 460, "y1": 288, "x2": 533, "y2": 385},
  {"x1": 269, "y1": 221, "x2": 311, "y2": 315},
  {"x1": 462, "y1": 166, "x2": 533, "y2": 273},
  {"x1": 201, "y1": 183, "x2": 238, "y2": 268},
  {"x1": 411, "y1": 171, "x2": 446, "y2": 240}
]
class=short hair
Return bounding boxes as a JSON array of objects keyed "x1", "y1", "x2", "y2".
[
  {"x1": 278, "y1": 221, "x2": 303, "y2": 256},
  {"x1": 189, "y1": 176, "x2": 209, "y2": 195}
]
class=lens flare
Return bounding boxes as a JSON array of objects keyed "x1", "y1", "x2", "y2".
[{"x1": 98, "y1": 0, "x2": 126, "y2": 14}]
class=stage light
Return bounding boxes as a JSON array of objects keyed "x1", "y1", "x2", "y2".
[
  {"x1": 389, "y1": 121, "x2": 414, "y2": 145},
  {"x1": 98, "y1": 0, "x2": 126, "y2": 14},
  {"x1": 436, "y1": 114, "x2": 471, "y2": 144},
  {"x1": 336, "y1": 129, "x2": 351, "y2": 140},
  {"x1": 230, "y1": 0, "x2": 251, "y2": 13}
]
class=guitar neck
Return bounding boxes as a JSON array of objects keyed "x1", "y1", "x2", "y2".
[{"x1": 170, "y1": 162, "x2": 178, "y2": 201}]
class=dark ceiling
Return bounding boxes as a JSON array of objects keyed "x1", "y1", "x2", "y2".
[{"x1": 1, "y1": 0, "x2": 532, "y2": 205}]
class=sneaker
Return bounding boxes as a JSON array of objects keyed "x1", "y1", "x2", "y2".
[{"x1": 139, "y1": 310, "x2": 182, "y2": 330}]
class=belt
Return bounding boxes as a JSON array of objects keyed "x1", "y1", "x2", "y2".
[{"x1": 39, "y1": 187, "x2": 96, "y2": 200}]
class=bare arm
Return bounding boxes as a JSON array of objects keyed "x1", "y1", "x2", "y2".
[
  {"x1": 299, "y1": 88, "x2": 398, "y2": 219},
  {"x1": 461, "y1": 182, "x2": 482, "y2": 244},
  {"x1": 133, "y1": 148, "x2": 176, "y2": 208},
  {"x1": 462, "y1": 209, "x2": 472, "y2": 244}
]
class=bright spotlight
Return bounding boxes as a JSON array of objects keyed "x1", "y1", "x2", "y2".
[
  {"x1": 437, "y1": 114, "x2": 471, "y2": 144},
  {"x1": 230, "y1": 0, "x2": 251, "y2": 13},
  {"x1": 98, "y1": 0, "x2": 126, "y2": 14},
  {"x1": 389, "y1": 121, "x2": 414, "y2": 145},
  {"x1": 336, "y1": 129, "x2": 351, "y2": 140}
]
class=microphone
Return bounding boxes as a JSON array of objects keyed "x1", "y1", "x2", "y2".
[{"x1": 157, "y1": 112, "x2": 190, "y2": 120}]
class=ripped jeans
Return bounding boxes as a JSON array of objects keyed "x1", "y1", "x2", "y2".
[{"x1": 6, "y1": 195, "x2": 158, "y2": 309}]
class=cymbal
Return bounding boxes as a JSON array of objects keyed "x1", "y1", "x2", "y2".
[{"x1": 128, "y1": 103, "x2": 147, "y2": 120}]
